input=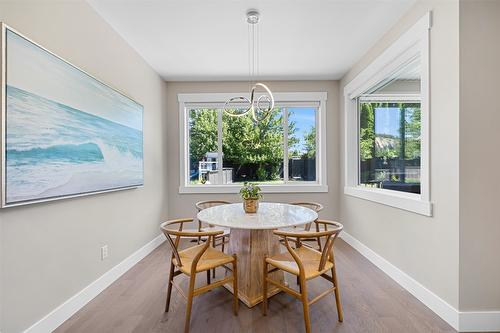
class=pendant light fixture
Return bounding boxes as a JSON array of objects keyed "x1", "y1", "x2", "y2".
[{"x1": 224, "y1": 10, "x2": 274, "y2": 122}]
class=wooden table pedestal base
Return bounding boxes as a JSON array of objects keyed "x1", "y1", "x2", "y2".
[{"x1": 225, "y1": 228, "x2": 284, "y2": 307}]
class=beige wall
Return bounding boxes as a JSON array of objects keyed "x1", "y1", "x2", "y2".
[
  {"x1": 0, "y1": 2, "x2": 168, "y2": 332},
  {"x1": 459, "y1": 0, "x2": 500, "y2": 311},
  {"x1": 339, "y1": 1, "x2": 460, "y2": 308},
  {"x1": 166, "y1": 81, "x2": 339, "y2": 223}
]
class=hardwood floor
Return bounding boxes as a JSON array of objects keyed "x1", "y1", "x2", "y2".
[{"x1": 55, "y1": 239, "x2": 456, "y2": 333}]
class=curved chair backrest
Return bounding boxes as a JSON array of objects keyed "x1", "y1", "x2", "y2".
[
  {"x1": 290, "y1": 202, "x2": 324, "y2": 213},
  {"x1": 195, "y1": 200, "x2": 231, "y2": 212},
  {"x1": 274, "y1": 220, "x2": 343, "y2": 272},
  {"x1": 160, "y1": 218, "x2": 223, "y2": 268},
  {"x1": 195, "y1": 200, "x2": 231, "y2": 229},
  {"x1": 290, "y1": 202, "x2": 324, "y2": 231}
]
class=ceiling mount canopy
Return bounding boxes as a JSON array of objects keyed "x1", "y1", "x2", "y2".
[
  {"x1": 246, "y1": 10, "x2": 259, "y2": 24},
  {"x1": 224, "y1": 9, "x2": 275, "y2": 122}
]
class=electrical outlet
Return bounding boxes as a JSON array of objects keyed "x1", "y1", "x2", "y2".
[{"x1": 101, "y1": 245, "x2": 108, "y2": 260}]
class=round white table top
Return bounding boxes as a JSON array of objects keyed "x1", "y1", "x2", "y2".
[{"x1": 197, "y1": 202, "x2": 318, "y2": 230}]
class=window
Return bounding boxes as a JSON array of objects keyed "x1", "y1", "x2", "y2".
[
  {"x1": 359, "y1": 99, "x2": 421, "y2": 194},
  {"x1": 344, "y1": 12, "x2": 432, "y2": 216},
  {"x1": 358, "y1": 68, "x2": 422, "y2": 194},
  {"x1": 179, "y1": 92, "x2": 327, "y2": 193}
]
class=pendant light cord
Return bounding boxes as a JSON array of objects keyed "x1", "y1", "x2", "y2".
[{"x1": 224, "y1": 10, "x2": 274, "y2": 121}]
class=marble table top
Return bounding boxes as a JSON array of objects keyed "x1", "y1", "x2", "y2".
[{"x1": 197, "y1": 202, "x2": 318, "y2": 230}]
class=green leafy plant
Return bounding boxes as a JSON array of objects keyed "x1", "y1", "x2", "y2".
[
  {"x1": 239, "y1": 182, "x2": 263, "y2": 200},
  {"x1": 256, "y1": 166, "x2": 267, "y2": 181}
]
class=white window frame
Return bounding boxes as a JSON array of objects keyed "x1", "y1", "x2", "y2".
[
  {"x1": 178, "y1": 92, "x2": 328, "y2": 194},
  {"x1": 343, "y1": 12, "x2": 432, "y2": 216}
]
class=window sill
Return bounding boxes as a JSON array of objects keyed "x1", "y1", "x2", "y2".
[
  {"x1": 179, "y1": 184, "x2": 328, "y2": 194},
  {"x1": 344, "y1": 186, "x2": 432, "y2": 216}
]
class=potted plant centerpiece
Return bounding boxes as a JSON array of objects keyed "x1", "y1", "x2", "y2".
[{"x1": 240, "y1": 182, "x2": 262, "y2": 213}]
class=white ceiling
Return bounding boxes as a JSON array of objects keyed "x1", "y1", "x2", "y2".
[{"x1": 88, "y1": 0, "x2": 416, "y2": 81}]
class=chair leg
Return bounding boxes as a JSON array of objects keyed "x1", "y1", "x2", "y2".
[
  {"x1": 262, "y1": 257, "x2": 268, "y2": 316},
  {"x1": 212, "y1": 237, "x2": 216, "y2": 278},
  {"x1": 165, "y1": 262, "x2": 175, "y2": 312},
  {"x1": 331, "y1": 265, "x2": 344, "y2": 322},
  {"x1": 232, "y1": 254, "x2": 239, "y2": 315},
  {"x1": 221, "y1": 236, "x2": 226, "y2": 253},
  {"x1": 299, "y1": 276, "x2": 311, "y2": 333},
  {"x1": 184, "y1": 275, "x2": 196, "y2": 333},
  {"x1": 206, "y1": 269, "x2": 211, "y2": 285}
]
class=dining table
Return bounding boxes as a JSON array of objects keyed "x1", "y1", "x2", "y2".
[{"x1": 197, "y1": 202, "x2": 318, "y2": 307}]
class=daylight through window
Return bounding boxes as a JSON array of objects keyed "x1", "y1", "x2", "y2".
[
  {"x1": 358, "y1": 100, "x2": 421, "y2": 194},
  {"x1": 187, "y1": 106, "x2": 318, "y2": 186}
]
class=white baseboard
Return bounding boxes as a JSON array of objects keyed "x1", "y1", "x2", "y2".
[
  {"x1": 23, "y1": 234, "x2": 165, "y2": 333},
  {"x1": 459, "y1": 311, "x2": 500, "y2": 332},
  {"x1": 340, "y1": 232, "x2": 500, "y2": 332}
]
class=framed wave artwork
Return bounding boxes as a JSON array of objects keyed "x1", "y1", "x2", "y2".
[{"x1": 0, "y1": 23, "x2": 144, "y2": 207}]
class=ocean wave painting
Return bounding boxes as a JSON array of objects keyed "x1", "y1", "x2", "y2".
[{"x1": 3, "y1": 27, "x2": 144, "y2": 206}]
